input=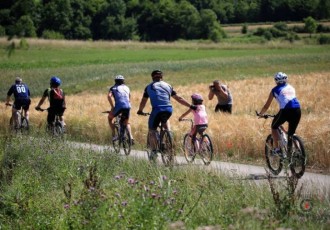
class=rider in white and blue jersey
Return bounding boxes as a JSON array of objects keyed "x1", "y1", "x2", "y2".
[
  {"x1": 258, "y1": 72, "x2": 301, "y2": 154},
  {"x1": 108, "y1": 75, "x2": 134, "y2": 142},
  {"x1": 137, "y1": 70, "x2": 195, "y2": 154}
]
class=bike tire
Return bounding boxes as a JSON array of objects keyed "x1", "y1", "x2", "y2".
[
  {"x1": 9, "y1": 116, "x2": 16, "y2": 131},
  {"x1": 121, "y1": 127, "x2": 132, "y2": 156},
  {"x1": 160, "y1": 130, "x2": 174, "y2": 167},
  {"x1": 53, "y1": 122, "x2": 63, "y2": 137},
  {"x1": 183, "y1": 134, "x2": 195, "y2": 163},
  {"x1": 289, "y1": 135, "x2": 306, "y2": 178},
  {"x1": 265, "y1": 134, "x2": 283, "y2": 175},
  {"x1": 112, "y1": 126, "x2": 120, "y2": 153},
  {"x1": 200, "y1": 134, "x2": 213, "y2": 165},
  {"x1": 21, "y1": 117, "x2": 29, "y2": 134}
]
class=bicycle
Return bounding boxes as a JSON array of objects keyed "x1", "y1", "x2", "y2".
[
  {"x1": 102, "y1": 111, "x2": 132, "y2": 155},
  {"x1": 138, "y1": 112, "x2": 175, "y2": 167},
  {"x1": 256, "y1": 111, "x2": 306, "y2": 178},
  {"x1": 179, "y1": 118, "x2": 213, "y2": 165},
  {"x1": 36, "y1": 107, "x2": 64, "y2": 137},
  {"x1": 6, "y1": 103, "x2": 29, "y2": 134}
]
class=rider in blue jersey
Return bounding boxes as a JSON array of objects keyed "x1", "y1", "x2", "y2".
[
  {"x1": 258, "y1": 72, "x2": 301, "y2": 154},
  {"x1": 108, "y1": 75, "x2": 134, "y2": 143},
  {"x1": 137, "y1": 70, "x2": 195, "y2": 154},
  {"x1": 6, "y1": 77, "x2": 31, "y2": 128}
]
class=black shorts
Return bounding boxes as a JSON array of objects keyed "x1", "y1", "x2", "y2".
[
  {"x1": 113, "y1": 108, "x2": 130, "y2": 120},
  {"x1": 272, "y1": 108, "x2": 301, "y2": 136},
  {"x1": 150, "y1": 111, "x2": 172, "y2": 130},
  {"x1": 215, "y1": 104, "x2": 232, "y2": 114},
  {"x1": 47, "y1": 107, "x2": 65, "y2": 124},
  {"x1": 13, "y1": 98, "x2": 31, "y2": 110}
]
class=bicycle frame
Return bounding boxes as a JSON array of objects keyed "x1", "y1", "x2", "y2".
[
  {"x1": 7, "y1": 103, "x2": 29, "y2": 133},
  {"x1": 36, "y1": 107, "x2": 64, "y2": 137}
]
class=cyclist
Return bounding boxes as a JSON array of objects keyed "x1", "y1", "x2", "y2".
[
  {"x1": 137, "y1": 70, "x2": 195, "y2": 156},
  {"x1": 179, "y1": 93, "x2": 208, "y2": 153},
  {"x1": 208, "y1": 80, "x2": 233, "y2": 114},
  {"x1": 35, "y1": 76, "x2": 66, "y2": 129},
  {"x1": 257, "y1": 72, "x2": 301, "y2": 155},
  {"x1": 107, "y1": 75, "x2": 134, "y2": 144},
  {"x1": 5, "y1": 77, "x2": 31, "y2": 128}
]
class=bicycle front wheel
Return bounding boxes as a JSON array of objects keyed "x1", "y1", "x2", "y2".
[
  {"x1": 265, "y1": 134, "x2": 283, "y2": 175},
  {"x1": 121, "y1": 127, "x2": 132, "y2": 156},
  {"x1": 290, "y1": 135, "x2": 306, "y2": 178},
  {"x1": 200, "y1": 134, "x2": 213, "y2": 165},
  {"x1": 160, "y1": 130, "x2": 174, "y2": 167},
  {"x1": 53, "y1": 122, "x2": 63, "y2": 137},
  {"x1": 183, "y1": 134, "x2": 195, "y2": 163},
  {"x1": 112, "y1": 126, "x2": 120, "y2": 153}
]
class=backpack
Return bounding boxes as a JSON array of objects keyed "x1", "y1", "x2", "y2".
[{"x1": 49, "y1": 88, "x2": 64, "y2": 100}]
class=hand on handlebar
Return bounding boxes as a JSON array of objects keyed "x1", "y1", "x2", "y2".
[
  {"x1": 137, "y1": 110, "x2": 144, "y2": 115},
  {"x1": 189, "y1": 105, "x2": 197, "y2": 110},
  {"x1": 5, "y1": 102, "x2": 11, "y2": 106}
]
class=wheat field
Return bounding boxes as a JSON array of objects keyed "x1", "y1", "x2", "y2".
[{"x1": 2, "y1": 72, "x2": 329, "y2": 171}]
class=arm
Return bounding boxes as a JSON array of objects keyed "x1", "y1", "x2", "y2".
[
  {"x1": 258, "y1": 91, "x2": 274, "y2": 116},
  {"x1": 218, "y1": 85, "x2": 229, "y2": 100},
  {"x1": 5, "y1": 95, "x2": 11, "y2": 104},
  {"x1": 107, "y1": 91, "x2": 114, "y2": 110},
  {"x1": 179, "y1": 109, "x2": 192, "y2": 120},
  {"x1": 137, "y1": 97, "x2": 148, "y2": 113},
  {"x1": 172, "y1": 94, "x2": 190, "y2": 108},
  {"x1": 208, "y1": 88, "x2": 214, "y2": 100}
]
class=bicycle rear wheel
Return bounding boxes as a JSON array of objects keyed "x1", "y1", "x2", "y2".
[
  {"x1": 121, "y1": 127, "x2": 132, "y2": 156},
  {"x1": 21, "y1": 117, "x2": 29, "y2": 134},
  {"x1": 183, "y1": 134, "x2": 195, "y2": 163},
  {"x1": 160, "y1": 130, "x2": 174, "y2": 167},
  {"x1": 265, "y1": 134, "x2": 283, "y2": 175},
  {"x1": 53, "y1": 122, "x2": 63, "y2": 137},
  {"x1": 200, "y1": 134, "x2": 213, "y2": 165},
  {"x1": 289, "y1": 135, "x2": 306, "y2": 178},
  {"x1": 112, "y1": 126, "x2": 120, "y2": 153}
]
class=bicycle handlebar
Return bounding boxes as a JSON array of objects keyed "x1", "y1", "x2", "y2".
[
  {"x1": 255, "y1": 110, "x2": 275, "y2": 119},
  {"x1": 137, "y1": 111, "x2": 151, "y2": 116},
  {"x1": 35, "y1": 107, "x2": 49, "y2": 112},
  {"x1": 179, "y1": 118, "x2": 193, "y2": 122},
  {"x1": 102, "y1": 111, "x2": 111, "y2": 114}
]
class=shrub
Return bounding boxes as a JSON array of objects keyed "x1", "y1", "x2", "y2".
[
  {"x1": 318, "y1": 34, "x2": 330, "y2": 44},
  {"x1": 42, "y1": 30, "x2": 65, "y2": 40},
  {"x1": 241, "y1": 24, "x2": 248, "y2": 34}
]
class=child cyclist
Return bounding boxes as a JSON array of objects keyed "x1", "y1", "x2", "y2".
[{"x1": 179, "y1": 93, "x2": 208, "y2": 150}]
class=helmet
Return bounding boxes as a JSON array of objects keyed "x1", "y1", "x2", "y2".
[
  {"x1": 191, "y1": 93, "x2": 203, "y2": 101},
  {"x1": 115, "y1": 75, "x2": 125, "y2": 80},
  {"x1": 15, "y1": 76, "x2": 22, "y2": 83},
  {"x1": 274, "y1": 72, "x2": 288, "y2": 84},
  {"x1": 50, "y1": 76, "x2": 61, "y2": 86},
  {"x1": 151, "y1": 70, "x2": 163, "y2": 77}
]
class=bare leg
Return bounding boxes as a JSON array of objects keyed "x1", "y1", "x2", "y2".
[{"x1": 272, "y1": 129, "x2": 280, "y2": 148}]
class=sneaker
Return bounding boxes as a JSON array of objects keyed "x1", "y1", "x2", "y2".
[{"x1": 149, "y1": 150, "x2": 157, "y2": 161}]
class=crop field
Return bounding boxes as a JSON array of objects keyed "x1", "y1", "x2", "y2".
[
  {"x1": 0, "y1": 38, "x2": 330, "y2": 229},
  {"x1": 0, "y1": 38, "x2": 330, "y2": 171}
]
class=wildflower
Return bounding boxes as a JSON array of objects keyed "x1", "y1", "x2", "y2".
[
  {"x1": 128, "y1": 178, "x2": 135, "y2": 184},
  {"x1": 115, "y1": 193, "x2": 121, "y2": 198},
  {"x1": 150, "y1": 180, "x2": 155, "y2": 185},
  {"x1": 121, "y1": 201, "x2": 128, "y2": 206},
  {"x1": 151, "y1": 193, "x2": 157, "y2": 198},
  {"x1": 64, "y1": 204, "x2": 70, "y2": 209},
  {"x1": 162, "y1": 175, "x2": 167, "y2": 180},
  {"x1": 115, "y1": 175, "x2": 121, "y2": 180}
]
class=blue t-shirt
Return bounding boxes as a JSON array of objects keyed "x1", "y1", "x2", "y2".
[
  {"x1": 7, "y1": 83, "x2": 30, "y2": 99},
  {"x1": 272, "y1": 83, "x2": 300, "y2": 109},
  {"x1": 143, "y1": 81, "x2": 177, "y2": 108},
  {"x1": 109, "y1": 84, "x2": 131, "y2": 109}
]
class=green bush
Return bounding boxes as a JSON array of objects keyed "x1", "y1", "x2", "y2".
[
  {"x1": 42, "y1": 30, "x2": 65, "y2": 40},
  {"x1": 318, "y1": 34, "x2": 330, "y2": 44}
]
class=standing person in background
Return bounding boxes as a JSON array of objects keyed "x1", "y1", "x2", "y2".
[
  {"x1": 107, "y1": 75, "x2": 134, "y2": 144},
  {"x1": 257, "y1": 72, "x2": 301, "y2": 155},
  {"x1": 208, "y1": 80, "x2": 233, "y2": 114},
  {"x1": 35, "y1": 76, "x2": 66, "y2": 129},
  {"x1": 5, "y1": 77, "x2": 31, "y2": 128}
]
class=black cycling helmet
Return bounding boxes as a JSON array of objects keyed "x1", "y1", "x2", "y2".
[{"x1": 151, "y1": 70, "x2": 163, "y2": 78}]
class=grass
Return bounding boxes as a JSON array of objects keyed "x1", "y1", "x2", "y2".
[{"x1": 0, "y1": 136, "x2": 329, "y2": 229}]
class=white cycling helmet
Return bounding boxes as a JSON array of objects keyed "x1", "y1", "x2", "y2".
[
  {"x1": 115, "y1": 75, "x2": 125, "y2": 80},
  {"x1": 274, "y1": 72, "x2": 288, "y2": 84}
]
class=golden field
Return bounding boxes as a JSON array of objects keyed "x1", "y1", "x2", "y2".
[{"x1": 2, "y1": 72, "x2": 329, "y2": 172}]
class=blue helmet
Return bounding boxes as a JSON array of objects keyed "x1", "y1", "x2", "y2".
[{"x1": 50, "y1": 76, "x2": 61, "y2": 86}]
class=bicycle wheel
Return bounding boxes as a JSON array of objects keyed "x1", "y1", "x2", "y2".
[
  {"x1": 183, "y1": 134, "x2": 195, "y2": 163},
  {"x1": 112, "y1": 126, "x2": 120, "y2": 153},
  {"x1": 160, "y1": 130, "x2": 174, "y2": 167},
  {"x1": 21, "y1": 117, "x2": 29, "y2": 134},
  {"x1": 200, "y1": 134, "x2": 213, "y2": 165},
  {"x1": 53, "y1": 122, "x2": 63, "y2": 137},
  {"x1": 265, "y1": 134, "x2": 283, "y2": 175},
  {"x1": 121, "y1": 127, "x2": 132, "y2": 156},
  {"x1": 9, "y1": 116, "x2": 16, "y2": 131},
  {"x1": 289, "y1": 135, "x2": 306, "y2": 178}
]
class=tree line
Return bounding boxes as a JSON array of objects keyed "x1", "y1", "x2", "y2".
[{"x1": 0, "y1": 0, "x2": 329, "y2": 42}]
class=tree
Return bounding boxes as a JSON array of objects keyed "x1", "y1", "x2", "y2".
[{"x1": 304, "y1": 16, "x2": 317, "y2": 37}]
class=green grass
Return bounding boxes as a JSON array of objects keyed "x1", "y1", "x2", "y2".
[
  {"x1": 1, "y1": 40, "x2": 330, "y2": 95},
  {"x1": 0, "y1": 136, "x2": 329, "y2": 229}
]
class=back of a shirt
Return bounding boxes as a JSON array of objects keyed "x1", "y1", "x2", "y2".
[
  {"x1": 192, "y1": 105, "x2": 208, "y2": 125},
  {"x1": 272, "y1": 83, "x2": 300, "y2": 109},
  {"x1": 43, "y1": 88, "x2": 65, "y2": 108},
  {"x1": 145, "y1": 81, "x2": 174, "y2": 108},
  {"x1": 110, "y1": 84, "x2": 131, "y2": 109},
  {"x1": 7, "y1": 83, "x2": 30, "y2": 99}
]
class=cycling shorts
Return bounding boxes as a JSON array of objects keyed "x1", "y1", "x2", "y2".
[
  {"x1": 13, "y1": 98, "x2": 31, "y2": 110},
  {"x1": 149, "y1": 107, "x2": 173, "y2": 130},
  {"x1": 113, "y1": 108, "x2": 130, "y2": 120},
  {"x1": 271, "y1": 108, "x2": 301, "y2": 136},
  {"x1": 47, "y1": 107, "x2": 65, "y2": 124}
]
